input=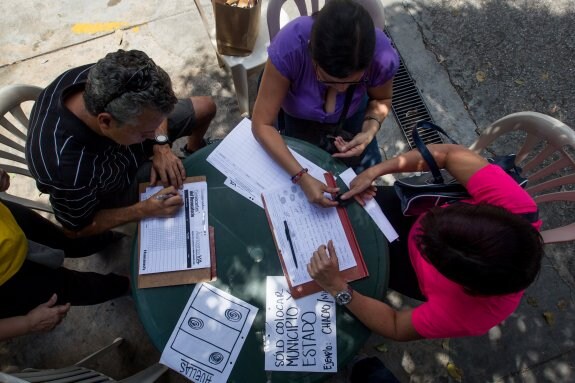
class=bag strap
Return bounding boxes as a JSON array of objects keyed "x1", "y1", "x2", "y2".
[
  {"x1": 336, "y1": 85, "x2": 357, "y2": 129},
  {"x1": 411, "y1": 121, "x2": 458, "y2": 184}
]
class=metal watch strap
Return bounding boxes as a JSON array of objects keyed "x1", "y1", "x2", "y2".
[{"x1": 334, "y1": 285, "x2": 353, "y2": 306}]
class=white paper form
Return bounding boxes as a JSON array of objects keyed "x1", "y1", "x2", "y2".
[
  {"x1": 339, "y1": 168, "x2": 399, "y2": 243},
  {"x1": 161, "y1": 283, "x2": 258, "y2": 383},
  {"x1": 262, "y1": 184, "x2": 356, "y2": 286},
  {"x1": 264, "y1": 276, "x2": 337, "y2": 372},
  {"x1": 207, "y1": 118, "x2": 327, "y2": 208},
  {"x1": 139, "y1": 182, "x2": 210, "y2": 274}
]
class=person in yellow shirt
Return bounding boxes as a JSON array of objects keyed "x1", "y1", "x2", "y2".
[{"x1": 0, "y1": 168, "x2": 128, "y2": 340}]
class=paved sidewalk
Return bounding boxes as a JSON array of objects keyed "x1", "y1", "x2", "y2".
[{"x1": 0, "y1": 0, "x2": 573, "y2": 382}]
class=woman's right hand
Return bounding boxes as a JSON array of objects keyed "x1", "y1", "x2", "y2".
[{"x1": 299, "y1": 173, "x2": 339, "y2": 208}]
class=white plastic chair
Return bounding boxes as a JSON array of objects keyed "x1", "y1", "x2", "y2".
[
  {"x1": 267, "y1": 0, "x2": 386, "y2": 40},
  {"x1": 469, "y1": 112, "x2": 575, "y2": 244},
  {"x1": 0, "y1": 84, "x2": 52, "y2": 213},
  {"x1": 0, "y1": 338, "x2": 168, "y2": 383},
  {"x1": 193, "y1": 0, "x2": 275, "y2": 117}
]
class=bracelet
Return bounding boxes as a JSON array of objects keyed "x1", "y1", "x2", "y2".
[
  {"x1": 364, "y1": 115, "x2": 383, "y2": 126},
  {"x1": 291, "y1": 168, "x2": 309, "y2": 184}
]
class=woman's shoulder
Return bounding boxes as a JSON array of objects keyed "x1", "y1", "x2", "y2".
[
  {"x1": 273, "y1": 16, "x2": 313, "y2": 44},
  {"x1": 366, "y1": 30, "x2": 400, "y2": 85},
  {"x1": 466, "y1": 164, "x2": 539, "y2": 218},
  {"x1": 268, "y1": 16, "x2": 313, "y2": 76},
  {"x1": 373, "y1": 29, "x2": 399, "y2": 63}
]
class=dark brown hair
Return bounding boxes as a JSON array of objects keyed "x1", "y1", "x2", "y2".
[{"x1": 416, "y1": 203, "x2": 543, "y2": 296}]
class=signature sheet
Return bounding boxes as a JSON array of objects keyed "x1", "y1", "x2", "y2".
[
  {"x1": 262, "y1": 184, "x2": 356, "y2": 286},
  {"x1": 139, "y1": 181, "x2": 210, "y2": 274},
  {"x1": 160, "y1": 283, "x2": 258, "y2": 383},
  {"x1": 206, "y1": 118, "x2": 327, "y2": 208}
]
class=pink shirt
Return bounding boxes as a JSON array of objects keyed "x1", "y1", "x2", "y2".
[{"x1": 409, "y1": 165, "x2": 542, "y2": 338}]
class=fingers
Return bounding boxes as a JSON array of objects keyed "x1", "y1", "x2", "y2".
[
  {"x1": 56, "y1": 303, "x2": 71, "y2": 315},
  {"x1": 157, "y1": 187, "x2": 183, "y2": 206},
  {"x1": 178, "y1": 160, "x2": 186, "y2": 180},
  {"x1": 0, "y1": 169, "x2": 10, "y2": 192},
  {"x1": 327, "y1": 240, "x2": 339, "y2": 267},
  {"x1": 308, "y1": 242, "x2": 338, "y2": 275},
  {"x1": 332, "y1": 145, "x2": 363, "y2": 158},
  {"x1": 343, "y1": 187, "x2": 376, "y2": 207},
  {"x1": 152, "y1": 152, "x2": 186, "y2": 188},
  {"x1": 353, "y1": 195, "x2": 366, "y2": 206},
  {"x1": 41, "y1": 293, "x2": 58, "y2": 308},
  {"x1": 166, "y1": 160, "x2": 185, "y2": 189}
]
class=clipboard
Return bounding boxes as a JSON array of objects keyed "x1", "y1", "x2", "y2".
[
  {"x1": 262, "y1": 173, "x2": 368, "y2": 298},
  {"x1": 137, "y1": 176, "x2": 217, "y2": 289}
]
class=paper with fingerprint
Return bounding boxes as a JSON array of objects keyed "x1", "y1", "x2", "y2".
[{"x1": 160, "y1": 283, "x2": 258, "y2": 383}]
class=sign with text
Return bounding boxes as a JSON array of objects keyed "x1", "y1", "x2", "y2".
[{"x1": 264, "y1": 276, "x2": 337, "y2": 372}]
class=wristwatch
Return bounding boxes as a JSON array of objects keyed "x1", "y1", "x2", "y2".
[
  {"x1": 154, "y1": 134, "x2": 170, "y2": 145},
  {"x1": 334, "y1": 285, "x2": 353, "y2": 306}
]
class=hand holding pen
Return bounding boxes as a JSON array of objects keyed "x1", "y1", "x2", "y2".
[
  {"x1": 155, "y1": 193, "x2": 177, "y2": 201},
  {"x1": 144, "y1": 186, "x2": 183, "y2": 218}
]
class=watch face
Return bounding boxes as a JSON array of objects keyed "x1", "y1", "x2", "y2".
[
  {"x1": 336, "y1": 290, "x2": 352, "y2": 305},
  {"x1": 155, "y1": 134, "x2": 169, "y2": 144}
]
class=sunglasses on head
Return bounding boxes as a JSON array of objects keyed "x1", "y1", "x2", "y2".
[
  {"x1": 313, "y1": 62, "x2": 368, "y2": 86},
  {"x1": 102, "y1": 61, "x2": 155, "y2": 111}
]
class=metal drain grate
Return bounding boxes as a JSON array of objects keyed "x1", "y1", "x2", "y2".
[{"x1": 384, "y1": 28, "x2": 443, "y2": 149}]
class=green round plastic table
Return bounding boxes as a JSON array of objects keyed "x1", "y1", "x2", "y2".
[{"x1": 131, "y1": 137, "x2": 389, "y2": 383}]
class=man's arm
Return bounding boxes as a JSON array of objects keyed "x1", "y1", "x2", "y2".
[
  {"x1": 150, "y1": 119, "x2": 186, "y2": 188},
  {"x1": 69, "y1": 187, "x2": 183, "y2": 237}
]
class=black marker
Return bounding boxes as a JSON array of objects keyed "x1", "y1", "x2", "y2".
[{"x1": 283, "y1": 220, "x2": 298, "y2": 268}]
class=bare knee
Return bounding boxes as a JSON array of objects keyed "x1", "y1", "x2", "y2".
[{"x1": 190, "y1": 96, "x2": 216, "y2": 128}]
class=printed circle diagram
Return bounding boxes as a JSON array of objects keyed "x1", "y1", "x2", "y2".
[
  {"x1": 188, "y1": 317, "x2": 204, "y2": 330},
  {"x1": 209, "y1": 352, "x2": 224, "y2": 365},
  {"x1": 224, "y1": 308, "x2": 242, "y2": 322}
]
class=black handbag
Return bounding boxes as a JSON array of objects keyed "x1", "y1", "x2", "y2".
[{"x1": 394, "y1": 121, "x2": 528, "y2": 216}]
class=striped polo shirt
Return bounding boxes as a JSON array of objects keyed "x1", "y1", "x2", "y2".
[{"x1": 26, "y1": 64, "x2": 150, "y2": 230}]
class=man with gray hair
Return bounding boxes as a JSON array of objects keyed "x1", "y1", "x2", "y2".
[{"x1": 26, "y1": 50, "x2": 216, "y2": 236}]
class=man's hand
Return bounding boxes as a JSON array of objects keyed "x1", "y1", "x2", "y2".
[
  {"x1": 307, "y1": 241, "x2": 347, "y2": 296},
  {"x1": 26, "y1": 294, "x2": 70, "y2": 333},
  {"x1": 0, "y1": 168, "x2": 10, "y2": 192},
  {"x1": 141, "y1": 186, "x2": 184, "y2": 218},
  {"x1": 332, "y1": 132, "x2": 374, "y2": 159},
  {"x1": 299, "y1": 173, "x2": 339, "y2": 208},
  {"x1": 151, "y1": 145, "x2": 186, "y2": 188}
]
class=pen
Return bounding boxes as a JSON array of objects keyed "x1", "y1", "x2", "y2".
[
  {"x1": 283, "y1": 220, "x2": 298, "y2": 269},
  {"x1": 154, "y1": 193, "x2": 176, "y2": 201},
  {"x1": 202, "y1": 212, "x2": 206, "y2": 234}
]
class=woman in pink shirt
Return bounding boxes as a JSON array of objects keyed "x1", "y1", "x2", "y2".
[{"x1": 308, "y1": 144, "x2": 543, "y2": 340}]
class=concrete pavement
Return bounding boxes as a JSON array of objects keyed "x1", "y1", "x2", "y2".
[{"x1": 0, "y1": 0, "x2": 573, "y2": 382}]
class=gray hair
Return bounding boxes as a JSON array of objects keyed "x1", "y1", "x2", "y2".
[{"x1": 84, "y1": 50, "x2": 178, "y2": 125}]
